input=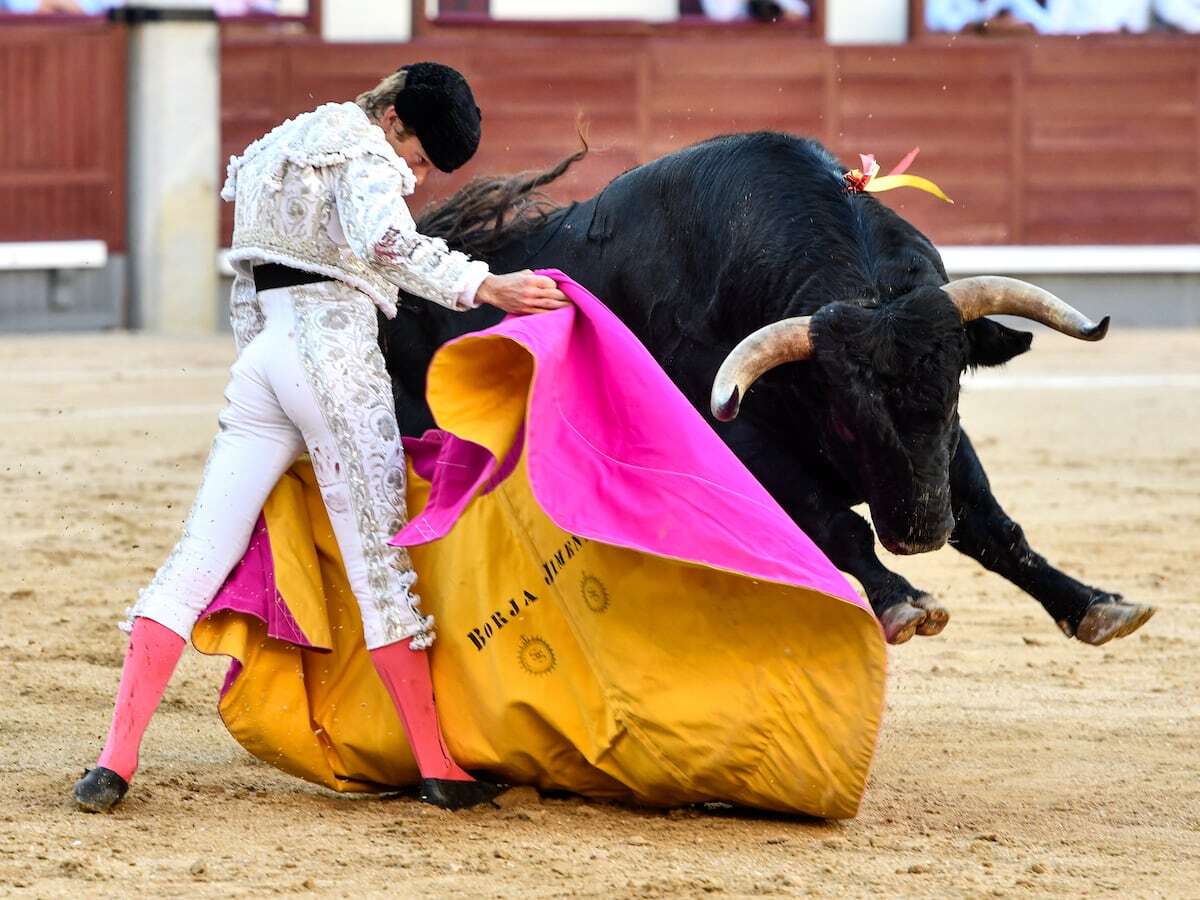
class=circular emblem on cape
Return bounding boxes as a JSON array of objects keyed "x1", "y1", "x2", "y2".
[
  {"x1": 580, "y1": 572, "x2": 610, "y2": 613},
  {"x1": 518, "y1": 635, "x2": 557, "y2": 676}
]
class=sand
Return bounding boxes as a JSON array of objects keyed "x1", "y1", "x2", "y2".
[{"x1": 1, "y1": 329, "x2": 1197, "y2": 898}]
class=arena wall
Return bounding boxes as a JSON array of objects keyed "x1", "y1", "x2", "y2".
[
  {"x1": 214, "y1": 26, "x2": 1200, "y2": 331},
  {"x1": 217, "y1": 28, "x2": 1200, "y2": 247},
  {"x1": 1, "y1": 19, "x2": 1198, "y2": 330}
]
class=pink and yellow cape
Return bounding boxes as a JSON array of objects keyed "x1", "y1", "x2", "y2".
[{"x1": 192, "y1": 272, "x2": 887, "y2": 818}]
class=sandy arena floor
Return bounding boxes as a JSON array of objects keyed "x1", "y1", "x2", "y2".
[{"x1": 0, "y1": 328, "x2": 1197, "y2": 898}]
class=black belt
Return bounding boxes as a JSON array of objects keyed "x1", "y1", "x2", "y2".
[{"x1": 253, "y1": 263, "x2": 333, "y2": 292}]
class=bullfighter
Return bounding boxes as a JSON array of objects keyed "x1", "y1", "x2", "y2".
[{"x1": 73, "y1": 62, "x2": 568, "y2": 814}]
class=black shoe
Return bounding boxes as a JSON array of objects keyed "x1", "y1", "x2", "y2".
[
  {"x1": 417, "y1": 778, "x2": 506, "y2": 811},
  {"x1": 73, "y1": 767, "x2": 129, "y2": 813}
]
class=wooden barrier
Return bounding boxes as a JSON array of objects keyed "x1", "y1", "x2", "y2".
[
  {"x1": 0, "y1": 22, "x2": 127, "y2": 251},
  {"x1": 1, "y1": 23, "x2": 1195, "y2": 251},
  {"x1": 219, "y1": 29, "x2": 1200, "y2": 247}
]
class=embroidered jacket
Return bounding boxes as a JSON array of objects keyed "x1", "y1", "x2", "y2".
[{"x1": 221, "y1": 102, "x2": 489, "y2": 351}]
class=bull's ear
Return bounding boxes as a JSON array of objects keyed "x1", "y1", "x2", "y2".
[{"x1": 966, "y1": 318, "x2": 1033, "y2": 368}]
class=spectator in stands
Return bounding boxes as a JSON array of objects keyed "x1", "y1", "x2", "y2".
[
  {"x1": 0, "y1": 0, "x2": 293, "y2": 13},
  {"x1": 927, "y1": 0, "x2": 1199, "y2": 32},
  {"x1": 1155, "y1": 0, "x2": 1200, "y2": 28},
  {"x1": 700, "y1": 0, "x2": 809, "y2": 22},
  {"x1": 2, "y1": 0, "x2": 107, "y2": 12},
  {"x1": 212, "y1": 0, "x2": 278, "y2": 14}
]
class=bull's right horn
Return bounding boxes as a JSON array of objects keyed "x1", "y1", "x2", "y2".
[
  {"x1": 943, "y1": 276, "x2": 1110, "y2": 341},
  {"x1": 710, "y1": 317, "x2": 814, "y2": 421}
]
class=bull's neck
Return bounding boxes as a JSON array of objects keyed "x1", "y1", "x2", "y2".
[{"x1": 454, "y1": 206, "x2": 575, "y2": 275}]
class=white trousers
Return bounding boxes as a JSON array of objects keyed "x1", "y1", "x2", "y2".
[{"x1": 130, "y1": 283, "x2": 432, "y2": 650}]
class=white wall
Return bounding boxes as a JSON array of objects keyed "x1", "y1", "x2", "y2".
[
  {"x1": 323, "y1": 0, "x2": 412, "y2": 41},
  {"x1": 490, "y1": 0, "x2": 677, "y2": 21},
  {"x1": 825, "y1": 0, "x2": 908, "y2": 43}
]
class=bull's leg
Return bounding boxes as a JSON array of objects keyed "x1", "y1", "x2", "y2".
[
  {"x1": 722, "y1": 421, "x2": 948, "y2": 644},
  {"x1": 813, "y1": 508, "x2": 951, "y2": 645},
  {"x1": 948, "y1": 430, "x2": 1155, "y2": 645}
]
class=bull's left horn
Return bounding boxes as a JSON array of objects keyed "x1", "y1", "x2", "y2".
[
  {"x1": 710, "y1": 317, "x2": 813, "y2": 421},
  {"x1": 943, "y1": 276, "x2": 1110, "y2": 341}
]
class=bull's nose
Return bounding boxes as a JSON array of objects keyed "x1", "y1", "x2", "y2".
[
  {"x1": 885, "y1": 534, "x2": 949, "y2": 556},
  {"x1": 882, "y1": 514, "x2": 954, "y2": 555}
]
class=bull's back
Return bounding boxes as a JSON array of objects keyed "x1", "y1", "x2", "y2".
[{"x1": 382, "y1": 130, "x2": 945, "y2": 430}]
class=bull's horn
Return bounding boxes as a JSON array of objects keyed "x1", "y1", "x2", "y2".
[
  {"x1": 710, "y1": 317, "x2": 814, "y2": 421},
  {"x1": 943, "y1": 276, "x2": 1110, "y2": 341}
]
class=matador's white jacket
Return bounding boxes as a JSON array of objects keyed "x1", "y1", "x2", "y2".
[
  {"x1": 221, "y1": 101, "x2": 490, "y2": 351},
  {"x1": 130, "y1": 102, "x2": 487, "y2": 651}
]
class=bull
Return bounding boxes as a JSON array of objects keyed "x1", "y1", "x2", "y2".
[{"x1": 381, "y1": 132, "x2": 1155, "y2": 646}]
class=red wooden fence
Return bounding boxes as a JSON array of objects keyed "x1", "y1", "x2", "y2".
[
  {"x1": 0, "y1": 21, "x2": 127, "y2": 250},
  {"x1": 220, "y1": 30, "x2": 1200, "y2": 247},
  {"x1": 1, "y1": 23, "x2": 1196, "y2": 251}
]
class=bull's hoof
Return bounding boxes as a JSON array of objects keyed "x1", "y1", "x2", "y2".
[
  {"x1": 910, "y1": 594, "x2": 951, "y2": 636},
  {"x1": 73, "y1": 767, "x2": 128, "y2": 813},
  {"x1": 1074, "y1": 597, "x2": 1156, "y2": 646},
  {"x1": 878, "y1": 602, "x2": 927, "y2": 645}
]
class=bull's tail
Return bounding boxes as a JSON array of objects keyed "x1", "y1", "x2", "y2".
[{"x1": 416, "y1": 125, "x2": 589, "y2": 259}]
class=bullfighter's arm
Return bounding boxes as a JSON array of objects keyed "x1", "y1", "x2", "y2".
[{"x1": 329, "y1": 153, "x2": 490, "y2": 312}]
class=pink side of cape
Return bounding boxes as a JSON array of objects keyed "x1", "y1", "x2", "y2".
[
  {"x1": 202, "y1": 514, "x2": 312, "y2": 697},
  {"x1": 392, "y1": 271, "x2": 868, "y2": 614}
]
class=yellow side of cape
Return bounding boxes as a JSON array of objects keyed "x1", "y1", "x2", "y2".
[{"x1": 193, "y1": 336, "x2": 885, "y2": 818}]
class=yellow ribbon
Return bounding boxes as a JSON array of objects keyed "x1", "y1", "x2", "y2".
[
  {"x1": 846, "y1": 151, "x2": 954, "y2": 204},
  {"x1": 865, "y1": 173, "x2": 953, "y2": 204}
]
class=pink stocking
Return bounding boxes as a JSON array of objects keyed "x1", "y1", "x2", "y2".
[
  {"x1": 95, "y1": 617, "x2": 186, "y2": 782},
  {"x1": 370, "y1": 638, "x2": 474, "y2": 782}
]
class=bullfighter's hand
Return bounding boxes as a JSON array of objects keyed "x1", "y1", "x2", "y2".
[{"x1": 477, "y1": 271, "x2": 570, "y2": 315}]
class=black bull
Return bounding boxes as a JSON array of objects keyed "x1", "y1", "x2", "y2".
[{"x1": 380, "y1": 132, "x2": 1154, "y2": 646}]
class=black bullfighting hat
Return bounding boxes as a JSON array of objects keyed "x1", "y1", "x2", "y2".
[{"x1": 393, "y1": 62, "x2": 481, "y2": 173}]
